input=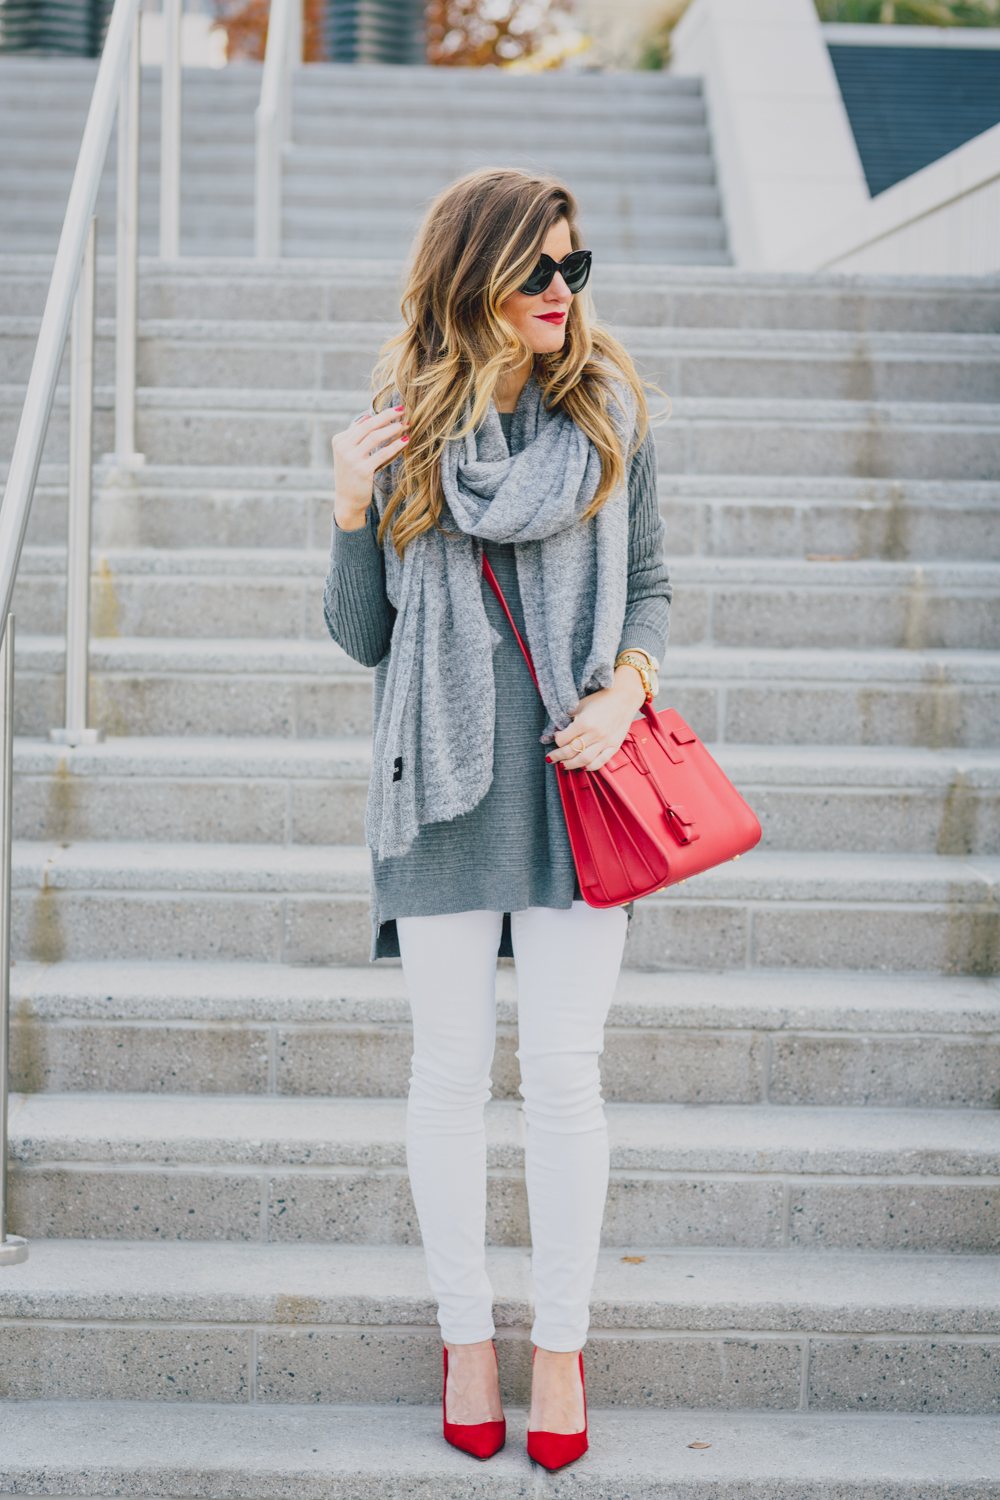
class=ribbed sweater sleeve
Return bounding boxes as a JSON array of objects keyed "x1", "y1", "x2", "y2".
[
  {"x1": 323, "y1": 507, "x2": 395, "y2": 668},
  {"x1": 617, "y1": 428, "x2": 671, "y2": 663}
]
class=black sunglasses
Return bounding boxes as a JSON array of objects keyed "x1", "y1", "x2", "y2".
[{"x1": 518, "y1": 249, "x2": 592, "y2": 297}]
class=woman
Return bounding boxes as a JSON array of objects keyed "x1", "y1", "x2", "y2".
[{"x1": 324, "y1": 168, "x2": 670, "y2": 1471}]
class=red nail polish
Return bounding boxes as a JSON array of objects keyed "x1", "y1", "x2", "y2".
[
  {"x1": 395, "y1": 405, "x2": 405, "y2": 412},
  {"x1": 401, "y1": 435, "x2": 410, "y2": 442}
]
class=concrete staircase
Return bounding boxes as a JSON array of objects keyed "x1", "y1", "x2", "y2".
[
  {"x1": 0, "y1": 58, "x2": 730, "y2": 263},
  {"x1": 1, "y1": 233, "x2": 999, "y2": 1489}
]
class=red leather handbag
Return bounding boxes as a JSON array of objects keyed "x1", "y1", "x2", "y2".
[{"x1": 482, "y1": 557, "x2": 762, "y2": 908}]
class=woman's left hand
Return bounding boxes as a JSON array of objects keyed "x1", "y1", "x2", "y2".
[{"x1": 547, "y1": 666, "x2": 648, "y2": 773}]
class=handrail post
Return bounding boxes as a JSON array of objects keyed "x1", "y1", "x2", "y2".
[
  {"x1": 112, "y1": 8, "x2": 145, "y2": 465},
  {"x1": 285, "y1": 0, "x2": 301, "y2": 142},
  {"x1": 255, "y1": 0, "x2": 291, "y2": 259},
  {"x1": 0, "y1": 613, "x2": 28, "y2": 1267},
  {"x1": 51, "y1": 219, "x2": 102, "y2": 750},
  {"x1": 289, "y1": 0, "x2": 302, "y2": 73},
  {"x1": 160, "y1": 0, "x2": 182, "y2": 259}
]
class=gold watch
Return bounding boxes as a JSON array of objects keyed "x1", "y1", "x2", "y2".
[{"x1": 615, "y1": 650, "x2": 659, "y2": 703}]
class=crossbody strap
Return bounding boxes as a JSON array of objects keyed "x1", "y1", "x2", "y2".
[
  {"x1": 481, "y1": 552, "x2": 540, "y2": 692},
  {"x1": 481, "y1": 551, "x2": 658, "y2": 734}
]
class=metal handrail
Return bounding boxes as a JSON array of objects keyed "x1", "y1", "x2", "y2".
[
  {"x1": 0, "y1": 0, "x2": 142, "y2": 631},
  {"x1": 0, "y1": 0, "x2": 184, "y2": 1265},
  {"x1": 255, "y1": 0, "x2": 300, "y2": 258}
]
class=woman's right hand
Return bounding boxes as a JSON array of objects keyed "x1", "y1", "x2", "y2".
[{"x1": 332, "y1": 405, "x2": 409, "y2": 531}]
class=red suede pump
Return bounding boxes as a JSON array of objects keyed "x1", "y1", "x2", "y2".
[
  {"x1": 526, "y1": 1350, "x2": 588, "y2": 1471},
  {"x1": 442, "y1": 1345, "x2": 506, "y2": 1461}
]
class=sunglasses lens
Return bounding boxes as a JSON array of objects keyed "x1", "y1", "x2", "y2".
[
  {"x1": 519, "y1": 256, "x2": 554, "y2": 296},
  {"x1": 563, "y1": 252, "x2": 592, "y2": 292}
]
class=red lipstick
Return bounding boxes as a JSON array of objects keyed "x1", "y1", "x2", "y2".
[{"x1": 536, "y1": 312, "x2": 566, "y2": 324}]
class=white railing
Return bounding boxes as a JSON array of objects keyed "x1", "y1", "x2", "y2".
[
  {"x1": 160, "y1": 0, "x2": 183, "y2": 260},
  {"x1": 0, "y1": 0, "x2": 184, "y2": 1266},
  {"x1": 255, "y1": 0, "x2": 301, "y2": 258},
  {"x1": 785, "y1": 120, "x2": 1000, "y2": 277}
]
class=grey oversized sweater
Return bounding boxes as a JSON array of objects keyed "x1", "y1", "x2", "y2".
[{"x1": 324, "y1": 414, "x2": 671, "y2": 959}]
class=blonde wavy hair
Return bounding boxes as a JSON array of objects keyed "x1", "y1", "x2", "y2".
[{"x1": 373, "y1": 167, "x2": 650, "y2": 557}]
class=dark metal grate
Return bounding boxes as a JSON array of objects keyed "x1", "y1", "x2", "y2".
[
  {"x1": 829, "y1": 43, "x2": 1000, "y2": 195},
  {"x1": 326, "y1": 0, "x2": 423, "y2": 64},
  {"x1": 0, "y1": 0, "x2": 111, "y2": 54}
]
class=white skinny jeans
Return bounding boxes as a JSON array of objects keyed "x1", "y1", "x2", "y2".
[{"x1": 396, "y1": 902, "x2": 628, "y2": 1352}]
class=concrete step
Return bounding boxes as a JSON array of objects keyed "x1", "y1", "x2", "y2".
[
  {"x1": 0, "y1": 59, "x2": 691, "y2": 105},
  {"x1": 0, "y1": 168, "x2": 252, "y2": 210},
  {"x1": 0, "y1": 188, "x2": 253, "y2": 229},
  {"x1": 0, "y1": 231, "x2": 253, "y2": 260},
  {"x1": 0, "y1": 56, "x2": 259, "y2": 89},
  {"x1": 291, "y1": 240, "x2": 731, "y2": 266},
  {"x1": 282, "y1": 145, "x2": 720, "y2": 183},
  {"x1": 7, "y1": 1091, "x2": 999, "y2": 1249},
  {"x1": 288, "y1": 61, "x2": 704, "y2": 96},
  {"x1": 0, "y1": 63, "x2": 726, "y2": 261},
  {"x1": 15, "y1": 636, "x2": 1000, "y2": 747},
  {"x1": 3, "y1": 256, "x2": 999, "y2": 332},
  {"x1": 7, "y1": 384, "x2": 1000, "y2": 478},
  {"x1": 17, "y1": 464, "x2": 999, "y2": 562},
  {"x1": 0, "y1": 106, "x2": 260, "y2": 137},
  {"x1": 0, "y1": 170, "x2": 724, "y2": 222},
  {"x1": 0, "y1": 1239, "x2": 997, "y2": 1410},
  {"x1": 658, "y1": 474, "x2": 1000, "y2": 563},
  {"x1": 3, "y1": 223, "x2": 734, "y2": 267},
  {"x1": 12, "y1": 841, "x2": 1000, "y2": 973},
  {"x1": 0, "y1": 96, "x2": 709, "y2": 134},
  {"x1": 3, "y1": 1401, "x2": 995, "y2": 1498},
  {"x1": 6, "y1": 320, "x2": 998, "y2": 402},
  {"x1": 0, "y1": 56, "x2": 696, "y2": 102},
  {"x1": 9, "y1": 960, "x2": 1000, "y2": 1107},
  {"x1": 15, "y1": 547, "x2": 1000, "y2": 650},
  {"x1": 15, "y1": 634, "x2": 375, "y2": 740},
  {"x1": 627, "y1": 327, "x2": 1000, "y2": 405},
  {"x1": 290, "y1": 93, "x2": 711, "y2": 126},
  {"x1": 12, "y1": 736, "x2": 1000, "y2": 856},
  {"x1": 0, "y1": 195, "x2": 728, "y2": 244},
  {"x1": 288, "y1": 115, "x2": 712, "y2": 149},
  {"x1": 273, "y1": 208, "x2": 728, "y2": 253}
]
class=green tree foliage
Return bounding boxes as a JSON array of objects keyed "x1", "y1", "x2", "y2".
[
  {"x1": 814, "y1": 1, "x2": 999, "y2": 24},
  {"x1": 636, "y1": 1, "x2": 690, "y2": 68}
]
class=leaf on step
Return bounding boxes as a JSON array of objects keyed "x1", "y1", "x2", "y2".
[
  {"x1": 688, "y1": 1441, "x2": 711, "y2": 1449},
  {"x1": 620, "y1": 1255, "x2": 646, "y2": 1264}
]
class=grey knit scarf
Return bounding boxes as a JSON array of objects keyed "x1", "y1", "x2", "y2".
[{"x1": 366, "y1": 375, "x2": 634, "y2": 862}]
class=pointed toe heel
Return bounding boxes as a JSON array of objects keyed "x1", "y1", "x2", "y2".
[
  {"x1": 442, "y1": 1346, "x2": 506, "y2": 1461},
  {"x1": 526, "y1": 1351, "x2": 588, "y2": 1473}
]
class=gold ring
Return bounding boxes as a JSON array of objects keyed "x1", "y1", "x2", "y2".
[{"x1": 571, "y1": 736, "x2": 586, "y2": 755}]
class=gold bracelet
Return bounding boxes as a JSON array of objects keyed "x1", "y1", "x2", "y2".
[{"x1": 615, "y1": 650, "x2": 659, "y2": 704}]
